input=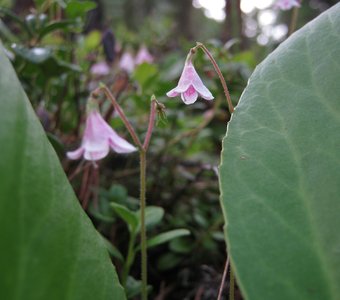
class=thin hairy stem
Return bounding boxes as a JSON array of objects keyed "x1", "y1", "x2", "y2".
[
  {"x1": 95, "y1": 85, "x2": 155, "y2": 298},
  {"x1": 288, "y1": 6, "x2": 299, "y2": 36},
  {"x1": 140, "y1": 150, "x2": 148, "y2": 300},
  {"x1": 217, "y1": 255, "x2": 230, "y2": 300},
  {"x1": 229, "y1": 265, "x2": 235, "y2": 300},
  {"x1": 143, "y1": 96, "x2": 157, "y2": 150},
  {"x1": 98, "y1": 86, "x2": 143, "y2": 149},
  {"x1": 196, "y1": 42, "x2": 234, "y2": 113}
]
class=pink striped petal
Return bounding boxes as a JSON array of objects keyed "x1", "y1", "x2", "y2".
[
  {"x1": 109, "y1": 130, "x2": 137, "y2": 153},
  {"x1": 181, "y1": 85, "x2": 198, "y2": 105},
  {"x1": 166, "y1": 88, "x2": 180, "y2": 97},
  {"x1": 192, "y1": 78, "x2": 214, "y2": 100},
  {"x1": 84, "y1": 146, "x2": 110, "y2": 161}
]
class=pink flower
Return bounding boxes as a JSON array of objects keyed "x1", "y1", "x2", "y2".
[
  {"x1": 119, "y1": 52, "x2": 135, "y2": 73},
  {"x1": 135, "y1": 46, "x2": 153, "y2": 65},
  {"x1": 275, "y1": 0, "x2": 300, "y2": 10},
  {"x1": 166, "y1": 60, "x2": 214, "y2": 105},
  {"x1": 90, "y1": 61, "x2": 110, "y2": 76},
  {"x1": 67, "y1": 110, "x2": 136, "y2": 161}
]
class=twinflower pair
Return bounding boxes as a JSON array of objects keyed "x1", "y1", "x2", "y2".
[{"x1": 67, "y1": 50, "x2": 214, "y2": 161}]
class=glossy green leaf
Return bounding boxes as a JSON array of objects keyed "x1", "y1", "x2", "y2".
[
  {"x1": 146, "y1": 229, "x2": 190, "y2": 249},
  {"x1": 38, "y1": 20, "x2": 78, "y2": 40},
  {"x1": 12, "y1": 44, "x2": 81, "y2": 75},
  {"x1": 11, "y1": 44, "x2": 52, "y2": 63},
  {"x1": 0, "y1": 42, "x2": 126, "y2": 300},
  {"x1": 220, "y1": 5, "x2": 340, "y2": 300}
]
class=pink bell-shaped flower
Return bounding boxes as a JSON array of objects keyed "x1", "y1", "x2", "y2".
[
  {"x1": 67, "y1": 110, "x2": 136, "y2": 161},
  {"x1": 119, "y1": 52, "x2": 135, "y2": 73},
  {"x1": 135, "y1": 46, "x2": 153, "y2": 65},
  {"x1": 275, "y1": 0, "x2": 300, "y2": 10},
  {"x1": 166, "y1": 59, "x2": 214, "y2": 105},
  {"x1": 90, "y1": 61, "x2": 110, "y2": 76}
]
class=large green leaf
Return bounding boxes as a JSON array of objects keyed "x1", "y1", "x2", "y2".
[
  {"x1": 0, "y1": 42, "x2": 126, "y2": 300},
  {"x1": 219, "y1": 4, "x2": 340, "y2": 300}
]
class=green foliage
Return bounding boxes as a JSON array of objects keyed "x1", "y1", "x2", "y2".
[
  {"x1": 146, "y1": 229, "x2": 190, "y2": 249},
  {"x1": 65, "y1": 0, "x2": 97, "y2": 19},
  {"x1": 220, "y1": 4, "x2": 340, "y2": 300},
  {"x1": 0, "y1": 42, "x2": 125, "y2": 300}
]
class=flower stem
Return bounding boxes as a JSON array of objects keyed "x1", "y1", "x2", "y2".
[
  {"x1": 288, "y1": 5, "x2": 300, "y2": 36},
  {"x1": 229, "y1": 265, "x2": 235, "y2": 300},
  {"x1": 143, "y1": 96, "x2": 157, "y2": 151},
  {"x1": 139, "y1": 149, "x2": 148, "y2": 300},
  {"x1": 196, "y1": 42, "x2": 234, "y2": 114},
  {"x1": 98, "y1": 86, "x2": 143, "y2": 149},
  {"x1": 217, "y1": 255, "x2": 230, "y2": 300},
  {"x1": 96, "y1": 85, "x2": 156, "y2": 299}
]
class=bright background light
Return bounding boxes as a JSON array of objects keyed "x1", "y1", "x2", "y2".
[
  {"x1": 241, "y1": 0, "x2": 275, "y2": 13},
  {"x1": 193, "y1": 0, "x2": 226, "y2": 22},
  {"x1": 192, "y1": 0, "x2": 286, "y2": 45},
  {"x1": 192, "y1": 0, "x2": 276, "y2": 21}
]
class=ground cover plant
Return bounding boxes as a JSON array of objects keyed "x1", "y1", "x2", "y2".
[{"x1": 0, "y1": 1, "x2": 339, "y2": 299}]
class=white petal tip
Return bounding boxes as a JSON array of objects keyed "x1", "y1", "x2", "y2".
[
  {"x1": 166, "y1": 90, "x2": 179, "y2": 98},
  {"x1": 66, "y1": 148, "x2": 84, "y2": 160},
  {"x1": 203, "y1": 95, "x2": 214, "y2": 101}
]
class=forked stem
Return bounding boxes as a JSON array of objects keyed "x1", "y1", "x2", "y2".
[
  {"x1": 97, "y1": 86, "x2": 159, "y2": 300},
  {"x1": 97, "y1": 86, "x2": 143, "y2": 149}
]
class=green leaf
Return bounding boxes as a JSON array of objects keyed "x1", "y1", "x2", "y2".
[
  {"x1": 111, "y1": 202, "x2": 139, "y2": 233},
  {"x1": 101, "y1": 236, "x2": 124, "y2": 262},
  {"x1": 169, "y1": 236, "x2": 194, "y2": 254},
  {"x1": 125, "y1": 276, "x2": 152, "y2": 299},
  {"x1": 11, "y1": 44, "x2": 81, "y2": 75},
  {"x1": 0, "y1": 42, "x2": 126, "y2": 299},
  {"x1": 136, "y1": 206, "x2": 164, "y2": 232},
  {"x1": 146, "y1": 229, "x2": 190, "y2": 249},
  {"x1": 65, "y1": 0, "x2": 97, "y2": 19},
  {"x1": 132, "y1": 63, "x2": 158, "y2": 89},
  {"x1": 0, "y1": 19, "x2": 17, "y2": 42},
  {"x1": 125, "y1": 276, "x2": 142, "y2": 299},
  {"x1": 220, "y1": 5, "x2": 340, "y2": 300},
  {"x1": 11, "y1": 44, "x2": 52, "y2": 64},
  {"x1": 38, "y1": 20, "x2": 78, "y2": 40},
  {"x1": 0, "y1": 7, "x2": 30, "y2": 36},
  {"x1": 157, "y1": 252, "x2": 182, "y2": 271},
  {"x1": 84, "y1": 30, "x2": 101, "y2": 50}
]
